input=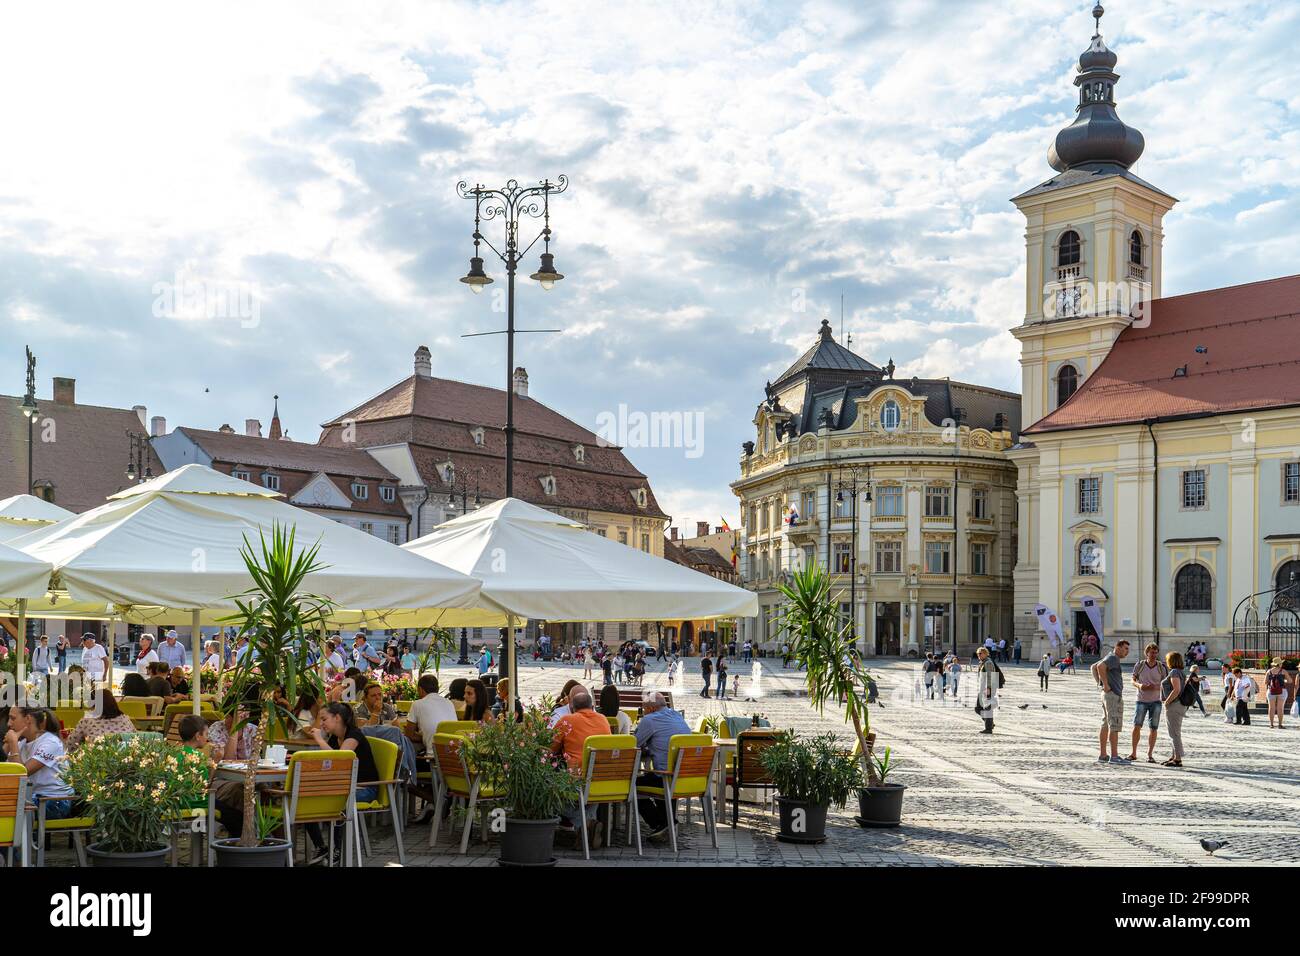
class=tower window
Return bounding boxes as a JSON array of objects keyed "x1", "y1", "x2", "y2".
[
  {"x1": 1129, "y1": 230, "x2": 1143, "y2": 265},
  {"x1": 1058, "y1": 230, "x2": 1081, "y2": 267},
  {"x1": 1057, "y1": 364, "x2": 1079, "y2": 406}
]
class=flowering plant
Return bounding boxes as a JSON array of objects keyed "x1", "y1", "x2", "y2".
[
  {"x1": 177, "y1": 664, "x2": 219, "y2": 693},
  {"x1": 61, "y1": 734, "x2": 209, "y2": 853},
  {"x1": 462, "y1": 706, "x2": 581, "y2": 820}
]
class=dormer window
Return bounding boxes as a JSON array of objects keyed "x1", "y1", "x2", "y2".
[
  {"x1": 470, "y1": 427, "x2": 484, "y2": 446},
  {"x1": 232, "y1": 468, "x2": 250, "y2": 482},
  {"x1": 351, "y1": 481, "x2": 369, "y2": 500},
  {"x1": 880, "y1": 399, "x2": 901, "y2": 431},
  {"x1": 262, "y1": 472, "x2": 280, "y2": 492},
  {"x1": 540, "y1": 475, "x2": 556, "y2": 496},
  {"x1": 633, "y1": 488, "x2": 648, "y2": 509},
  {"x1": 1057, "y1": 230, "x2": 1081, "y2": 267},
  {"x1": 379, "y1": 485, "x2": 396, "y2": 503},
  {"x1": 573, "y1": 444, "x2": 585, "y2": 463},
  {"x1": 441, "y1": 462, "x2": 455, "y2": 485}
]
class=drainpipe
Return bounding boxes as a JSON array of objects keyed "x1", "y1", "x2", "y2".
[{"x1": 1145, "y1": 421, "x2": 1159, "y2": 648}]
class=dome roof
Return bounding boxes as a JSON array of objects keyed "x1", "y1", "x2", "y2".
[{"x1": 1047, "y1": 4, "x2": 1145, "y2": 172}]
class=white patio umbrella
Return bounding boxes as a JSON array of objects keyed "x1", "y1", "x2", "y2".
[
  {"x1": 9, "y1": 464, "x2": 484, "y2": 712},
  {"x1": 0, "y1": 539, "x2": 54, "y2": 684},
  {"x1": 0, "y1": 494, "x2": 73, "y2": 543},
  {"x1": 401, "y1": 497, "x2": 759, "y2": 711}
]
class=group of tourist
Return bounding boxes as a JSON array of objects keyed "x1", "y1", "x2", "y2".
[
  {"x1": 1093, "y1": 641, "x2": 1205, "y2": 768},
  {"x1": 921, "y1": 651, "x2": 964, "y2": 699},
  {"x1": 698, "y1": 652, "x2": 740, "y2": 699}
]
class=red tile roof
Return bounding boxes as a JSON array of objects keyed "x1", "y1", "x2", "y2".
[
  {"x1": 1024, "y1": 274, "x2": 1300, "y2": 434},
  {"x1": 179, "y1": 428, "x2": 398, "y2": 480},
  {"x1": 1, "y1": 393, "x2": 165, "y2": 512}
]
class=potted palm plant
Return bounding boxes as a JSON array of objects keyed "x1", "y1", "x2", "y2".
[
  {"x1": 214, "y1": 524, "x2": 334, "y2": 866},
  {"x1": 62, "y1": 734, "x2": 208, "y2": 866},
  {"x1": 757, "y1": 731, "x2": 860, "y2": 843},
  {"x1": 776, "y1": 561, "x2": 905, "y2": 828},
  {"x1": 463, "y1": 706, "x2": 581, "y2": 866}
]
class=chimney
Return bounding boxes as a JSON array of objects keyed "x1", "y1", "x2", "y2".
[
  {"x1": 670, "y1": 527, "x2": 678, "y2": 541},
  {"x1": 52, "y1": 377, "x2": 76, "y2": 405},
  {"x1": 133, "y1": 405, "x2": 148, "y2": 429},
  {"x1": 414, "y1": 345, "x2": 432, "y2": 378},
  {"x1": 696, "y1": 521, "x2": 709, "y2": 538},
  {"x1": 218, "y1": 423, "x2": 235, "y2": 434},
  {"x1": 512, "y1": 366, "x2": 529, "y2": 398},
  {"x1": 245, "y1": 418, "x2": 262, "y2": 438},
  {"x1": 150, "y1": 416, "x2": 166, "y2": 437}
]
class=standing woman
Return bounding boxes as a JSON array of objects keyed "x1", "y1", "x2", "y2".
[
  {"x1": 1264, "y1": 658, "x2": 1288, "y2": 729},
  {"x1": 975, "y1": 646, "x2": 999, "y2": 734},
  {"x1": 1161, "y1": 651, "x2": 1188, "y2": 767},
  {"x1": 715, "y1": 654, "x2": 728, "y2": 700},
  {"x1": 947, "y1": 654, "x2": 962, "y2": 699},
  {"x1": 1037, "y1": 654, "x2": 1051, "y2": 692}
]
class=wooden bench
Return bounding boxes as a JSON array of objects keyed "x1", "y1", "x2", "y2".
[{"x1": 613, "y1": 688, "x2": 673, "y2": 711}]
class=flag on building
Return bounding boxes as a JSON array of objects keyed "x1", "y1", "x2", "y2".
[
  {"x1": 1081, "y1": 596, "x2": 1105, "y2": 646},
  {"x1": 1034, "y1": 604, "x2": 1064, "y2": 648}
]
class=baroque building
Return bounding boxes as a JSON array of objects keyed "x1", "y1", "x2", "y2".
[
  {"x1": 1010, "y1": 7, "x2": 1300, "y2": 658},
  {"x1": 732, "y1": 319, "x2": 1020, "y2": 657}
]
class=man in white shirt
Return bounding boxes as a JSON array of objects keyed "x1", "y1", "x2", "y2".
[
  {"x1": 157, "y1": 629, "x2": 188, "y2": 669},
  {"x1": 79, "y1": 633, "x2": 109, "y2": 683},
  {"x1": 403, "y1": 674, "x2": 458, "y2": 752},
  {"x1": 136, "y1": 634, "x2": 159, "y2": 675},
  {"x1": 31, "y1": 635, "x2": 52, "y2": 676}
]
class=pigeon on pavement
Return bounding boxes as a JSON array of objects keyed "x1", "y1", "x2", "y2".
[{"x1": 1200, "y1": 839, "x2": 1228, "y2": 856}]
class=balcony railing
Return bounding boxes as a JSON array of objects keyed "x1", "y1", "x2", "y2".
[{"x1": 1127, "y1": 262, "x2": 1147, "y2": 281}]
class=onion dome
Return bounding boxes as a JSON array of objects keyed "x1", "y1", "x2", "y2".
[{"x1": 1047, "y1": 4, "x2": 1145, "y2": 172}]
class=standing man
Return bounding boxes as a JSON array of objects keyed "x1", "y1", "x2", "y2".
[
  {"x1": 1091, "y1": 639, "x2": 1130, "y2": 764},
  {"x1": 79, "y1": 633, "x2": 109, "y2": 685},
  {"x1": 158, "y1": 629, "x2": 188, "y2": 670},
  {"x1": 699, "y1": 654, "x2": 713, "y2": 698},
  {"x1": 974, "y1": 646, "x2": 999, "y2": 734},
  {"x1": 1129, "y1": 642, "x2": 1168, "y2": 763},
  {"x1": 54, "y1": 634, "x2": 68, "y2": 673},
  {"x1": 31, "y1": 634, "x2": 52, "y2": 677},
  {"x1": 1013, "y1": 638, "x2": 1023, "y2": 664},
  {"x1": 352, "y1": 632, "x2": 381, "y2": 674},
  {"x1": 1231, "y1": 667, "x2": 1256, "y2": 725}
]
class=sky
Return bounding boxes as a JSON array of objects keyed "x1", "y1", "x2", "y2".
[{"x1": 1, "y1": 0, "x2": 1297, "y2": 529}]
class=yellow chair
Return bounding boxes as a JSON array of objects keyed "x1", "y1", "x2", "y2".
[
  {"x1": 267, "y1": 750, "x2": 359, "y2": 867},
  {"x1": 636, "y1": 733, "x2": 719, "y2": 853},
  {"x1": 394, "y1": 700, "x2": 414, "y2": 715},
  {"x1": 0, "y1": 763, "x2": 30, "y2": 867},
  {"x1": 354, "y1": 737, "x2": 406, "y2": 865},
  {"x1": 165, "y1": 709, "x2": 221, "y2": 745},
  {"x1": 428, "y1": 733, "x2": 502, "y2": 854},
  {"x1": 36, "y1": 795, "x2": 94, "y2": 867},
  {"x1": 434, "y1": 720, "x2": 479, "y2": 737},
  {"x1": 117, "y1": 698, "x2": 148, "y2": 720},
  {"x1": 54, "y1": 707, "x2": 87, "y2": 736},
  {"x1": 577, "y1": 735, "x2": 641, "y2": 859}
]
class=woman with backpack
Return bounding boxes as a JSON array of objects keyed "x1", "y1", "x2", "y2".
[
  {"x1": 1161, "y1": 651, "x2": 1191, "y2": 767},
  {"x1": 1265, "y1": 657, "x2": 1290, "y2": 729}
]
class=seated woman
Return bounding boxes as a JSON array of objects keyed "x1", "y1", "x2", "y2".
[
  {"x1": 66, "y1": 691, "x2": 137, "y2": 749},
  {"x1": 326, "y1": 668, "x2": 364, "y2": 704},
  {"x1": 293, "y1": 692, "x2": 323, "y2": 732},
  {"x1": 304, "y1": 703, "x2": 379, "y2": 865},
  {"x1": 598, "y1": 683, "x2": 631, "y2": 733},
  {"x1": 549, "y1": 679, "x2": 583, "y2": 726},
  {"x1": 4, "y1": 706, "x2": 78, "y2": 819},
  {"x1": 462, "y1": 679, "x2": 494, "y2": 724},
  {"x1": 119, "y1": 671, "x2": 151, "y2": 698},
  {"x1": 491, "y1": 678, "x2": 525, "y2": 722}
]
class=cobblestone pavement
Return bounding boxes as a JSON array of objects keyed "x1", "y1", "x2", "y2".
[{"x1": 35, "y1": 657, "x2": 1300, "y2": 867}]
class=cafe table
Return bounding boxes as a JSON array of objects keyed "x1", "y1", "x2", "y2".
[
  {"x1": 130, "y1": 715, "x2": 164, "y2": 731},
  {"x1": 205, "y1": 761, "x2": 288, "y2": 865}
]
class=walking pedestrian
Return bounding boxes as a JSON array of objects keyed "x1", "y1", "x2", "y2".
[
  {"x1": 922, "y1": 653, "x2": 936, "y2": 700},
  {"x1": 1037, "y1": 653, "x2": 1051, "y2": 692},
  {"x1": 1129, "y1": 643, "x2": 1167, "y2": 763},
  {"x1": 1265, "y1": 658, "x2": 1289, "y2": 728},
  {"x1": 1186, "y1": 664, "x2": 1207, "y2": 716},
  {"x1": 1014, "y1": 638, "x2": 1023, "y2": 664},
  {"x1": 1091, "y1": 639, "x2": 1130, "y2": 764},
  {"x1": 947, "y1": 655, "x2": 962, "y2": 698},
  {"x1": 700, "y1": 654, "x2": 713, "y2": 698},
  {"x1": 1161, "y1": 651, "x2": 1189, "y2": 768},
  {"x1": 715, "y1": 655, "x2": 728, "y2": 699},
  {"x1": 974, "y1": 646, "x2": 1000, "y2": 734},
  {"x1": 1231, "y1": 667, "x2": 1255, "y2": 725}
]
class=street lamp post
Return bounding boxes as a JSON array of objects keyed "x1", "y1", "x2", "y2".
[
  {"x1": 125, "y1": 432, "x2": 153, "y2": 484},
  {"x1": 457, "y1": 176, "x2": 567, "y2": 498},
  {"x1": 445, "y1": 470, "x2": 482, "y2": 517},
  {"x1": 21, "y1": 347, "x2": 38, "y2": 495},
  {"x1": 836, "y1": 464, "x2": 872, "y2": 650}
]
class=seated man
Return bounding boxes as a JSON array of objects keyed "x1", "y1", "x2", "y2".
[
  {"x1": 403, "y1": 674, "x2": 457, "y2": 752},
  {"x1": 633, "y1": 690, "x2": 690, "y2": 840},
  {"x1": 163, "y1": 666, "x2": 191, "y2": 706},
  {"x1": 550, "y1": 688, "x2": 612, "y2": 848},
  {"x1": 146, "y1": 662, "x2": 172, "y2": 699},
  {"x1": 353, "y1": 681, "x2": 397, "y2": 726}
]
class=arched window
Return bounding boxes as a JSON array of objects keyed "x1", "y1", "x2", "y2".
[
  {"x1": 1175, "y1": 563, "x2": 1212, "y2": 611},
  {"x1": 1058, "y1": 230, "x2": 1081, "y2": 267},
  {"x1": 1057, "y1": 364, "x2": 1079, "y2": 407},
  {"x1": 1078, "y1": 538, "x2": 1101, "y2": 575},
  {"x1": 1129, "y1": 229, "x2": 1143, "y2": 265},
  {"x1": 1276, "y1": 560, "x2": 1300, "y2": 593},
  {"x1": 881, "y1": 399, "x2": 901, "y2": 431}
]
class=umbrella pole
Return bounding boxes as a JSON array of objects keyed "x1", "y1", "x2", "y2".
[
  {"x1": 15, "y1": 598, "x2": 27, "y2": 689},
  {"x1": 507, "y1": 614, "x2": 517, "y2": 715},
  {"x1": 191, "y1": 609, "x2": 202, "y2": 715},
  {"x1": 106, "y1": 615, "x2": 115, "y2": 692},
  {"x1": 218, "y1": 628, "x2": 226, "y2": 697}
]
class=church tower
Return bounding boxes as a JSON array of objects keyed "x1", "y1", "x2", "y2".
[{"x1": 1011, "y1": 3, "x2": 1176, "y2": 429}]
